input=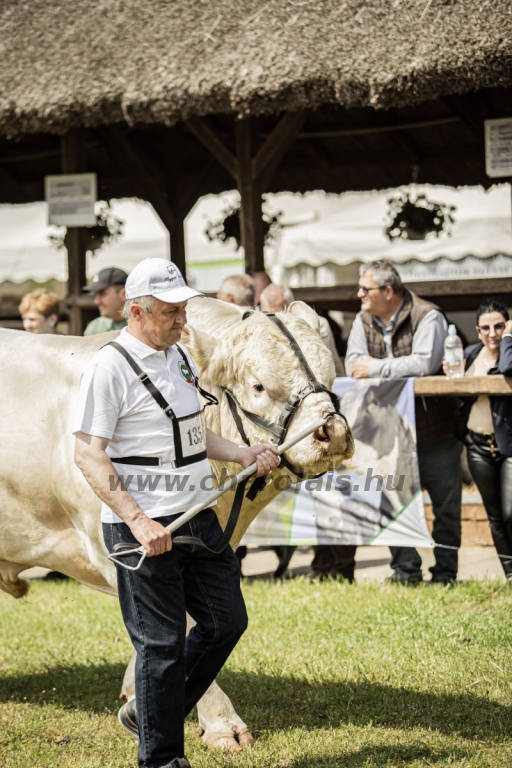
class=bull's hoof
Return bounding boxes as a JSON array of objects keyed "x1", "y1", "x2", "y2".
[
  {"x1": 0, "y1": 576, "x2": 30, "y2": 599},
  {"x1": 204, "y1": 733, "x2": 243, "y2": 751},
  {"x1": 237, "y1": 729, "x2": 255, "y2": 749},
  {"x1": 200, "y1": 727, "x2": 254, "y2": 751}
]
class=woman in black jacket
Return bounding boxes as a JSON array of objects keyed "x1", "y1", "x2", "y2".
[{"x1": 454, "y1": 301, "x2": 512, "y2": 582}]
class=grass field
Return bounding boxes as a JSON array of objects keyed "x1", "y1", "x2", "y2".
[{"x1": 1, "y1": 578, "x2": 512, "y2": 767}]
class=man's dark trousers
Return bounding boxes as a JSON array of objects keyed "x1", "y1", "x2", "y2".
[
  {"x1": 390, "y1": 435, "x2": 462, "y2": 581},
  {"x1": 104, "y1": 507, "x2": 248, "y2": 768}
]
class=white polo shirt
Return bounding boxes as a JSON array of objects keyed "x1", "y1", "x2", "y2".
[{"x1": 73, "y1": 328, "x2": 215, "y2": 523}]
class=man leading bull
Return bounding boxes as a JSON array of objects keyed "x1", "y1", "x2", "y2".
[{"x1": 73, "y1": 257, "x2": 279, "y2": 768}]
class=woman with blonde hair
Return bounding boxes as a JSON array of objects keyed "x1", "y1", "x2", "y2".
[{"x1": 19, "y1": 288, "x2": 60, "y2": 334}]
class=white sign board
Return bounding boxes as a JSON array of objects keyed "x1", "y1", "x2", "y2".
[
  {"x1": 45, "y1": 173, "x2": 97, "y2": 226},
  {"x1": 485, "y1": 118, "x2": 512, "y2": 178}
]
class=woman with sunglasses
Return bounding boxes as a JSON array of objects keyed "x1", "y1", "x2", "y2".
[{"x1": 453, "y1": 301, "x2": 512, "y2": 582}]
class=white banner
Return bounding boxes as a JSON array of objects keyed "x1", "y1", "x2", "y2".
[{"x1": 242, "y1": 378, "x2": 434, "y2": 548}]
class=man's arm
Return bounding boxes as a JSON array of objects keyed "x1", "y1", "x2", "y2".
[
  {"x1": 206, "y1": 428, "x2": 279, "y2": 476},
  {"x1": 367, "y1": 310, "x2": 448, "y2": 379},
  {"x1": 74, "y1": 432, "x2": 172, "y2": 556},
  {"x1": 345, "y1": 315, "x2": 370, "y2": 376}
]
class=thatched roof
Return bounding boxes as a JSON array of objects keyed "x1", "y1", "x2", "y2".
[{"x1": 2, "y1": 0, "x2": 512, "y2": 137}]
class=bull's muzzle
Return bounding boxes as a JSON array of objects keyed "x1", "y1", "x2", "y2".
[{"x1": 313, "y1": 412, "x2": 354, "y2": 460}]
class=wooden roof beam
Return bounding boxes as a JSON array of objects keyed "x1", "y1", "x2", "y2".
[
  {"x1": 96, "y1": 126, "x2": 176, "y2": 231},
  {"x1": 177, "y1": 157, "x2": 224, "y2": 219},
  {"x1": 185, "y1": 110, "x2": 307, "y2": 190},
  {"x1": 185, "y1": 117, "x2": 239, "y2": 182},
  {"x1": 252, "y1": 110, "x2": 307, "y2": 188},
  {"x1": 386, "y1": 110, "x2": 421, "y2": 168},
  {"x1": 95, "y1": 126, "x2": 192, "y2": 275},
  {"x1": 298, "y1": 138, "x2": 342, "y2": 186},
  {"x1": 0, "y1": 163, "x2": 31, "y2": 203},
  {"x1": 295, "y1": 116, "x2": 461, "y2": 139},
  {"x1": 441, "y1": 95, "x2": 485, "y2": 140}
]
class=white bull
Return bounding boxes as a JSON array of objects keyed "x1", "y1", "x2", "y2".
[{"x1": 0, "y1": 298, "x2": 353, "y2": 750}]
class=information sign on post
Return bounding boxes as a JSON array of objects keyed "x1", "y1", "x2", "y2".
[
  {"x1": 485, "y1": 118, "x2": 512, "y2": 178},
  {"x1": 45, "y1": 173, "x2": 97, "y2": 226}
]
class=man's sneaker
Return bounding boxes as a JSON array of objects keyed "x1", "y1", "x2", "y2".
[
  {"x1": 426, "y1": 577, "x2": 457, "y2": 586},
  {"x1": 118, "y1": 701, "x2": 191, "y2": 768},
  {"x1": 162, "y1": 759, "x2": 191, "y2": 768},
  {"x1": 118, "y1": 699, "x2": 139, "y2": 741},
  {"x1": 386, "y1": 572, "x2": 423, "y2": 585}
]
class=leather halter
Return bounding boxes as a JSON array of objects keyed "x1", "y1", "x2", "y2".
[{"x1": 222, "y1": 312, "x2": 348, "y2": 482}]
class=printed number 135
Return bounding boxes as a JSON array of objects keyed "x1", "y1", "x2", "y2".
[{"x1": 187, "y1": 425, "x2": 204, "y2": 446}]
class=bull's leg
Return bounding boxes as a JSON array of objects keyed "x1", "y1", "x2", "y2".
[
  {"x1": 196, "y1": 680, "x2": 254, "y2": 751},
  {"x1": 121, "y1": 642, "x2": 254, "y2": 751},
  {"x1": 0, "y1": 560, "x2": 30, "y2": 599},
  {"x1": 121, "y1": 649, "x2": 136, "y2": 701}
]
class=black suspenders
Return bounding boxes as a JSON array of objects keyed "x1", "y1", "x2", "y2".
[
  {"x1": 107, "y1": 341, "x2": 218, "y2": 468},
  {"x1": 105, "y1": 341, "x2": 244, "y2": 555}
]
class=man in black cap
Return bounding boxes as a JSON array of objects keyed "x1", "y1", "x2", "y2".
[{"x1": 83, "y1": 267, "x2": 128, "y2": 336}]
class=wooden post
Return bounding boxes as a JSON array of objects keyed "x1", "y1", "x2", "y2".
[
  {"x1": 235, "y1": 118, "x2": 264, "y2": 275},
  {"x1": 186, "y1": 111, "x2": 306, "y2": 276},
  {"x1": 169, "y1": 212, "x2": 187, "y2": 280},
  {"x1": 96, "y1": 126, "x2": 188, "y2": 280},
  {"x1": 61, "y1": 130, "x2": 89, "y2": 335}
]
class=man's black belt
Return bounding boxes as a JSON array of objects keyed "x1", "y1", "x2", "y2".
[{"x1": 111, "y1": 456, "x2": 161, "y2": 467}]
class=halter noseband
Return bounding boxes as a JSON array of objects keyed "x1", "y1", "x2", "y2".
[{"x1": 222, "y1": 312, "x2": 348, "y2": 481}]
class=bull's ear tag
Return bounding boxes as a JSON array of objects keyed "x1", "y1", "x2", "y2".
[{"x1": 179, "y1": 361, "x2": 195, "y2": 386}]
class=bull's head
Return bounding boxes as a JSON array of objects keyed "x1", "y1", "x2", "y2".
[{"x1": 182, "y1": 298, "x2": 354, "y2": 480}]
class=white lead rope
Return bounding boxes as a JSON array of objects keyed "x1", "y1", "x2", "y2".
[
  {"x1": 433, "y1": 542, "x2": 512, "y2": 561},
  {"x1": 108, "y1": 417, "x2": 328, "y2": 572}
]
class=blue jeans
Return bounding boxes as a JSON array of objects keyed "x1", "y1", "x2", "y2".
[
  {"x1": 390, "y1": 435, "x2": 462, "y2": 581},
  {"x1": 103, "y1": 508, "x2": 248, "y2": 768}
]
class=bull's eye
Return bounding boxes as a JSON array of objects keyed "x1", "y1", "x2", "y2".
[{"x1": 253, "y1": 384, "x2": 265, "y2": 393}]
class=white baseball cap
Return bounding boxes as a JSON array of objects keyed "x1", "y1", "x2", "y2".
[{"x1": 125, "y1": 258, "x2": 203, "y2": 303}]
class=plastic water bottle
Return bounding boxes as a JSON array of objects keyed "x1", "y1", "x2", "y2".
[{"x1": 444, "y1": 324, "x2": 464, "y2": 378}]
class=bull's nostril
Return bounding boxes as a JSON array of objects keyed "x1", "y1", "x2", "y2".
[{"x1": 314, "y1": 425, "x2": 330, "y2": 442}]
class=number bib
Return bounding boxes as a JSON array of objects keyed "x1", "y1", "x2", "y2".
[{"x1": 172, "y1": 409, "x2": 207, "y2": 467}]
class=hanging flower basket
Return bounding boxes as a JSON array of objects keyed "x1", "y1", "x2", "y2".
[
  {"x1": 204, "y1": 203, "x2": 281, "y2": 250},
  {"x1": 385, "y1": 193, "x2": 456, "y2": 242}
]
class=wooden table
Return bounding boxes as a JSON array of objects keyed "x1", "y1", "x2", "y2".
[{"x1": 414, "y1": 375, "x2": 512, "y2": 396}]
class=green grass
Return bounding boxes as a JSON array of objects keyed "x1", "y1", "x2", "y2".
[{"x1": 1, "y1": 578, "x2": 512, "y2": 767}]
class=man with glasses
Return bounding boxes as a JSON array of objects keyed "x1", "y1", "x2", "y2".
[{"x1": 346, "y1": 260, "x2": 461, "y2": 585}]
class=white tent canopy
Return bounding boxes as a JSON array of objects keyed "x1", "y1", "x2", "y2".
[
  {"x1": 1, "y1": 185, "x2": 510, "y2": 291},
  {"x1": 0, "y1": 199, "x2": 171, "y2": 285},
  {"x1": 0, "y1": 195, "x2": 244, "y2": 292},
  {"x1": 264, "y1": 184, "x2": 512, "y2": 286}
]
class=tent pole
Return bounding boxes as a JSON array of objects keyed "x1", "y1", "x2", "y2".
[{"x1": 61, "y1": 130, "x2": 88, "y2": 336}]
